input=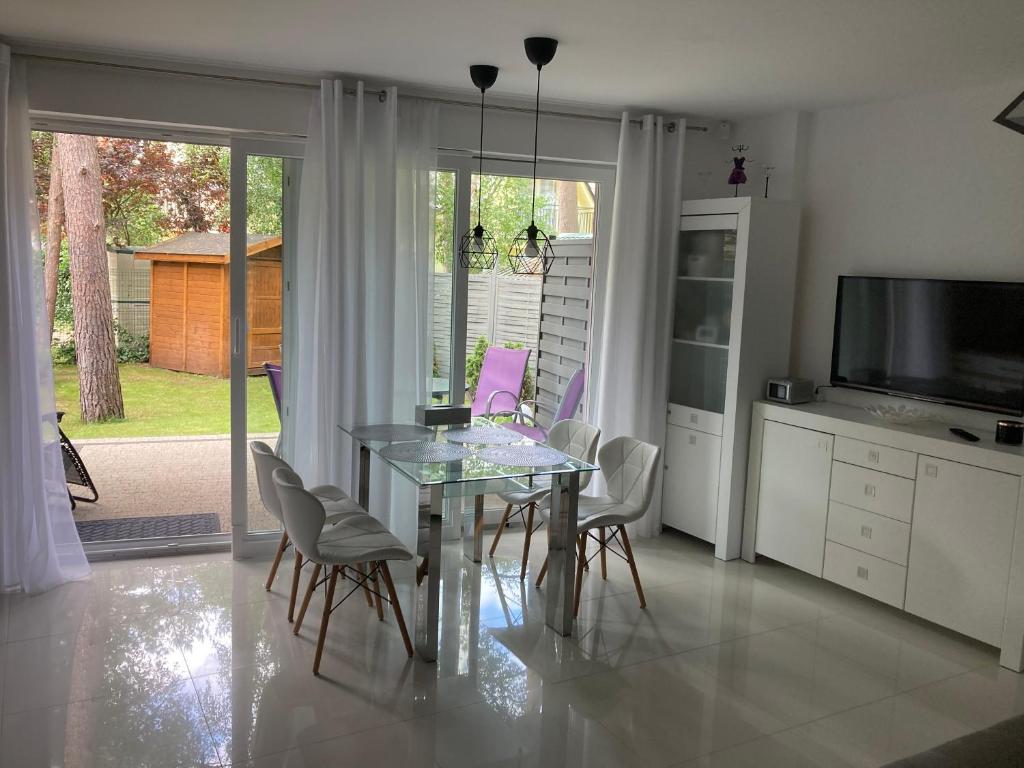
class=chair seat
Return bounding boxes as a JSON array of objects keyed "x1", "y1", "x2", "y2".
[
  {"x1": 503, "y1": 421, "x2": 547, "y2": 442},
  {"x1": 539, "y1": 496, "x2": 642, "y2": 529},
  {"x1": 498, "y1": 483, "x2": 551, "y2": 505},
  {"x1": 316, "y1": 524, "x2": 414, "y2": 566}
]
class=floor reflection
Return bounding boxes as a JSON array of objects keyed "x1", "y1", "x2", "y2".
[{"x1": 0, "y1": 533, "x2": 1005, "y2": 768}]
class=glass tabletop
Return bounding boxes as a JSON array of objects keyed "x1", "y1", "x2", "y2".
[{"x1": 338, "y1": 417, "x2": 597, "y2": 495}]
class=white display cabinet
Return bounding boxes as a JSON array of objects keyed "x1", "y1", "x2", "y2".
[{"x1": 661, "y1": 197, "x2": 801, "y2": 560}]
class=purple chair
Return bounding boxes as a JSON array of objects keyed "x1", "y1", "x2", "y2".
[
  {"x1": 502, "y1": 367, "x2": 586, "y2": 442},
  {"x1": 264, "y1": 363, "x2": 283, "y2": 422},
  {"x1": 471, "y1": 346, "x2": 532, "y2": 417}
]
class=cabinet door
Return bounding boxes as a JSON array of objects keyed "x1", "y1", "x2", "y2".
[
  {"x1": 662, "y1": 425, "x2": 721, "y2": 543},
  {"x1": 755, "y1": 421, "x2": 834, "y2": 576},
  {"x1": 905, "y1": 457, "x2": 1020, "y2": 646}
]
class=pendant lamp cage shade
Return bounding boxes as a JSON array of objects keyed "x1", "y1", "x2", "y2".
[
  {"x1": 509, "y1": 37, "x2": 558, "y2": 276},
  {"x1": 459, "y1": 65, "x2": 500, "y2": 270}
]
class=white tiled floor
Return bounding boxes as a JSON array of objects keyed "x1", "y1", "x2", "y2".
[{"x1": 0, "y1": 529, "x2": 1016, "y2": 767}]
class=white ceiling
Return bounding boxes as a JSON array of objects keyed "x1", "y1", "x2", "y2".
[{"x1": 3, "y1": 0, "x2": 1023, "y2": 117}]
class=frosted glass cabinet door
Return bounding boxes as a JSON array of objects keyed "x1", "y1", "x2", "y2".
[
  {"x1": 905, "y1": 456, "x2": 1019, "y2": 646},
  {"x1": 755, "y1": 421, "x2": 834, "y2": 576}
]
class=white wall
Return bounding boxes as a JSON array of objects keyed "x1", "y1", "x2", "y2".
[
  {"x1": 792, "y1": 80, "x2": 1024, "y2": 384},
  {"x1": 680, "y1": 111, "x2": 808, "y2": 202}
]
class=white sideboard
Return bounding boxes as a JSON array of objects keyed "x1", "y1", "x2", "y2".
[{"x1": 743, "y1": 399, "x2": 1024, "y2": 671}]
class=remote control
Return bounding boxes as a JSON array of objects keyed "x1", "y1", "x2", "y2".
[{"x1": 949, "y1": 427, "x2": 980, "y2": 443}]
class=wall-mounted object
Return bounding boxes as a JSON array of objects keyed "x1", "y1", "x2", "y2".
[
  {"x1": 508, "y1": 37, "x2": 558, "y2": 276},
  {"x1": 459, "y1": 65, "x2": 500, "y2": 270},
  {"x1": 994, "y1": 89, "x2": 1024, "y2": 136}
]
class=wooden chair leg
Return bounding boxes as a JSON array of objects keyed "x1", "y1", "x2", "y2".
[
  {"x1": 372, "y1": 565, "x2": 385, "y2": 621},
  {"x1": 520, "y1": 503, "x2": 536, "y2": 581},
  {"x1": 288, "y1": 550, "x2": 303, "y2": 623},
  {"x1": 535, "y1": 556, "x2": 548, "y2": 588},
  {"x1": 573, "y1": 533, "x2": 587, "y2": 618},
  {"x1": 599, "y1": 527, "x2": 607, "y2": 580},
  {"x1": 619, "y1": 525, "x2": 646, "y2": 609},
  {"x1": 293, "y1": 562, "x2": 321, "y2": 636},
  {"x1": 355, "y1": 563, "x2": 374, "y2": 607},
  {"x1": 313, "y1": 566, "x2": 340, "y2": 676},
  {"x1": 266, "y1": 530, "x2": 289, "y2": 591},
  {"x1": 380, "y1": 561, "x2": 413, "y2": 658},
  {"x1": 489, "y1": 503, "x2": 514, "y2": 557},
  {"x1": 416, "y1": 556, "x2": 428, "y2": 586}
]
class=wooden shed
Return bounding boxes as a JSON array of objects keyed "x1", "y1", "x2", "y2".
[{"x1": 134, "y1": 232, "x2": 282, "y2": 377}]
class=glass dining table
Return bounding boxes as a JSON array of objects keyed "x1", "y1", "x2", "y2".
[{"x1": 337, "y1": 417, "x2": 598, "y2": 662}]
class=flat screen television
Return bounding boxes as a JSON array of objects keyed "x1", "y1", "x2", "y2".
[{"x1": 830, "y1": 276, "x2": 1024, "y2": 415}]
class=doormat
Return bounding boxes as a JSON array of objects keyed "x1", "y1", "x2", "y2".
[{"x1": 75, "y1": 513, "x2": 221, "y2": 542}]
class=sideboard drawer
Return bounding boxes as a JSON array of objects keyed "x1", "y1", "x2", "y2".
[
  {"x1": 834, "y1": 436, "x2": 917, "y2": 479},
  {"x1": 668, "y1": 403, "x2": 723, "y2": 436},
  {"x1": 826, "y1": 501, "x2": 911, "y2": 566},
  {"x1": 830, "y1": 461, "x2": 915, "y2": 523},
  {"x1": 823, "y1": 541, "x2": 907, "y2": 608}
]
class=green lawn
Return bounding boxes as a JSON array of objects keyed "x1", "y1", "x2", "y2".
[{"x1": 54, "y1": 363, "x2": 279, "y2": 439}]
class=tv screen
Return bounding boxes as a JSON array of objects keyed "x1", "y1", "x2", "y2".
[{"x1": 830, "y1": 276, "x2": 1024, "y2": 415}]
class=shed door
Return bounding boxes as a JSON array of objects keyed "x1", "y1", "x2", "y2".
[
  {"x1": 149, "y1": 262, "x2": 185, "y2": 371},
  {"x1": 184, "y1": 262, "x2": 226, "y2": 377}
]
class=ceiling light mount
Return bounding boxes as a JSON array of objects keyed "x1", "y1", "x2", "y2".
[{"x1": 524, "y1": 37, "x2": 558, "y2": 69}]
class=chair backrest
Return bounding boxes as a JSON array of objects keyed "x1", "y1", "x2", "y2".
[
  {"x1": 264, "y1": 363, "x2": 283, "y2": 421},
  {"x1": 547, "y1": 419, "x2": 601, "y2": 491},
  {"x1": 552, "y1": 368, "x2": 586, "y2": 424},
  {"x1": 599, "y1": 436, "x2": 661, "y2": 520},
  {"x1": 272, "y1": 466, "x2": 326, "y2": 559},
  {"x1": 250, "y1": 440, "x2": 291, "y2": 522},
  {"x1": 472, "y1": 346, "x2": 532, "y2": 417}
]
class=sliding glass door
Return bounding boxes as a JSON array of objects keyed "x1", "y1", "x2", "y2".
[{"x1": 229, "y1": 137, "x2": 303, "y2": 557}]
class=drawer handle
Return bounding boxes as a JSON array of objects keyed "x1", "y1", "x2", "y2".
[
  {"x1": 868, "y1": 450, "x2": 879, "y2": 463},
  {"x1": 860, "y1": 525, "x2": 872, "y2": 539},
  {"x1": 690, "y1": 414, "x2": 698, "y2": 424},
  {"x1": 857, "y1": 566, "x2": 869, "y2": 580},
  {"x1": 925, "y1": 464, "x2": 938, "y2": 478},
  {"x1": 864, "y1": 484, "x2": 876, "y2": 498},
  {"x1": 688, "y1": 435, "x2": 697, "y2": 445}
]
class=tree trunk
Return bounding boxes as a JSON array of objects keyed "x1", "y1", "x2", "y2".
[
  {"x1": 556, "y1": 180, "x2": 579, "y2": 234},
  {"x1": 55, "y1": 133, "x2": 124, "y2": 422},
  {"x1": 44, "y1": 149, "x2": 64, "y2": 340}
]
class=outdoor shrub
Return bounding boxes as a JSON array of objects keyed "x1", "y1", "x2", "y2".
[
  {"x1": 466, "y1": 336, "x2": 490, "y2": 398},
  {"x1": 465, "y1": 336, "x2": 535, "y2": 402},
  {"x1": 51, "y1": 335, "x2": 76, "y2": 365},
  {"x1": 115, "y1": 324, "x2": 150, "y2": 363}
]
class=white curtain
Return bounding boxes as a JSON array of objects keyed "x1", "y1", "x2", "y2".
[
  {"x1": 0, "y1": 45, "x2": 91, "y2": 593},
  {"x1": 592, "y1": 114, "x2": 685, "y2": 538},
  {"x1": 286, "y1": 80, "x2": 437, "y2": 547}
]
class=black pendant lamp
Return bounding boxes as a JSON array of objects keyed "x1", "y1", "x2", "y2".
[
  {"x1": 459, "y1": 64, "x2": 500, "y2": 270},
  {"x1": 508, "y1": 37, "x2": 558, "y2": 276}
]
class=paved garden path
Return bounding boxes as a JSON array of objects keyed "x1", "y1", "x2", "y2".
[{"x1": 72, "y1": 434, "x2": 278, "y2": 535}]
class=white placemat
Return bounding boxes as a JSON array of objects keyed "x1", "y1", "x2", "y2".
[
  {"x1": 351, "y1": 423, "x2": 435, "y2": 441},
  {"x1": 444, "y1": 426, "x2": 520, "y2": 445},
  {"x1": 477, "y1": 444, "x2": 570, "y2": 467},
  {"x1": 379, "y1": 441, "x2": 471, "y2": 463}
]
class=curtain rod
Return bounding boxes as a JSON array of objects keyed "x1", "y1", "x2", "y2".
[{"x1": 16, "y1": 52, "x2": 708, "y2": 132}]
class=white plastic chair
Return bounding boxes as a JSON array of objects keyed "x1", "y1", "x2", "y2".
[
  {"x1": 272, "y1": 467, "x2": 414, "y2": 674},
  {"x1": 536, "y1": 436, "x2": 661, "y2": 616},
  {"x1": 250, "y1": 441, "x2": 373, "y2": 620},
  {"x1": 489, "y1": 420, "x2": 601, "y2": 581}
]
